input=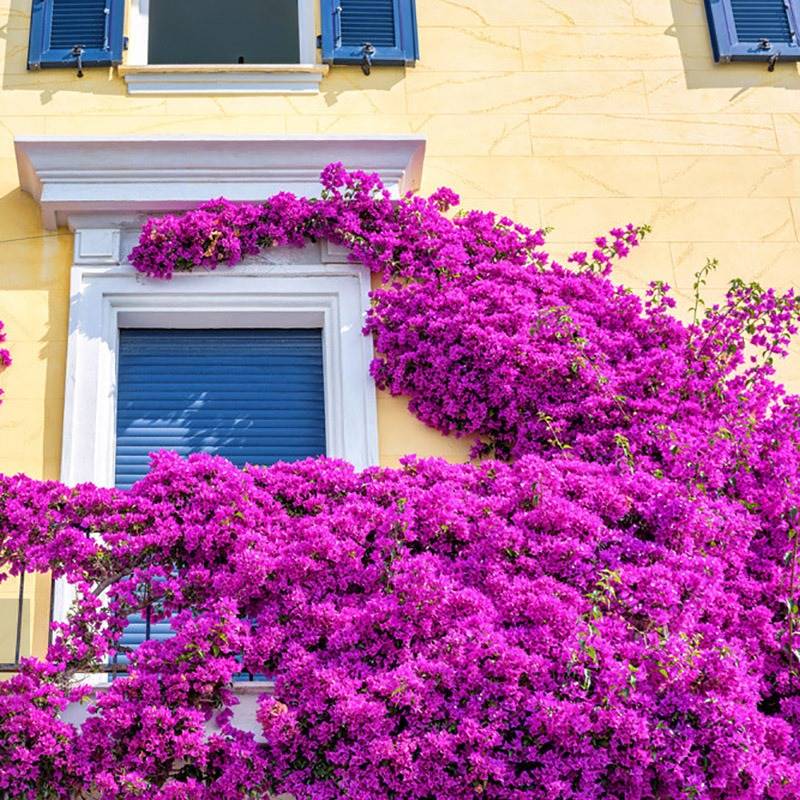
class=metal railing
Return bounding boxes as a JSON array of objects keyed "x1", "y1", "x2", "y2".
[
  {"x1": 0, "y1": 572, "x2": 29, "y2": 671},
  {"x1": 0, "y1": 584, "x2": 263, "y2": 680}
]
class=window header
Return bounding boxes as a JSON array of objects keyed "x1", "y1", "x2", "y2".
[{"x1": 15, "y1": 135, "x2": 426, "y2": 229}]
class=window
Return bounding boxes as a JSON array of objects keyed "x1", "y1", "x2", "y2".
[
  {"x1": 704, "y1": 0, "x2": 800, "y2": 63},
  {"x1": 13, "y1": 132, "x2": 425, "y2": 681},
  {"x1": 27, "y1": 0, "x2": 420, "y2": 93},
  {"x1": 58, "y1": 260, "x2": 377, "y2": 681},
  {"x1": 109, "y1": 327, "x2": 326, "y2": 670},
  {"x1": 147, "y1": 0, "x2": 301, "y2": 65}
]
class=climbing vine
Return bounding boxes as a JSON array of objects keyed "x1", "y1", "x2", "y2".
[
  {"x1": 0, "y1": 319, "x2": 10, "y2": 406},
  {"x1": 1, "y1": 166, "x2": 800, "y2": 799}
]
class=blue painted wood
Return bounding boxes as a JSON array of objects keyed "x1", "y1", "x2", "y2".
[
  {"x1": 704, "y1": 0, "x2": 800, "y2": 62},
  {"x1": 114, "y1": 328, "x2": 326, "y2": 489},
  {"x1": 28, "y1": 0, "x2": 125, "y2": 69},
  {"x1": 320, "y1": 0, "x2": 419, "y2": 65},
  {"x1": 111, "y1": 329, "x2": 326, "y2": 669}
]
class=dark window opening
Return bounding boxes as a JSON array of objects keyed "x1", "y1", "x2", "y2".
[{"x1": 147, "y1": 0, "x2": 301, "y2": 65}]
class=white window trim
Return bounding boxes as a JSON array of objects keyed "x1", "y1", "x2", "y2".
[
  {"x1": 62, "y1": 259, "x2": 377, "y2": 488},
  {"x1": 122, "y1": 0, "x2": 326, "y2": 94},
  {"x1": 55, "y1": 252, "x2": 377, "y2": 685}
]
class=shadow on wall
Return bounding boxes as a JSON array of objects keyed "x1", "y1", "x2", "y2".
[
  {"x1": 0, "y1": 186, "x2": 70, "y2": 479},
  {"x1": 667, "y1": 0, "x2": 800, "y2": 95},
  {"x1": 0, "y1": 0, "x2": 405, "y2": 104},
  {"x1": 319, "y1": 65, "x2": 406, "y2": 108}
]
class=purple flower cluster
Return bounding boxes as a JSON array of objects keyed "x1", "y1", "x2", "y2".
[
  {"x1": 0, "y1": 319, "x2": 10, "y2": 405},
  {"x1": 1, "y1": 452, "x2": 799, "y2": 799},
  {"x1": 1, "y1": 166, "x2": 800, "y2": 798}
]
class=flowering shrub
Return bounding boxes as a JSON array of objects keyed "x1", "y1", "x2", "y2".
[
  {"x1": 0, "y1": 319, "x2": 10, "y2": 405},
  {"x1": 1, "y1": 167, "x2": 800, "y2": 798}
]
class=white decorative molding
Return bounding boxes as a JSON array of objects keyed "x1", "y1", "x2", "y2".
[
  {"x1": 18, "y1": 134, "x2": 428, "y2": 703},
  {"x1": 73, "y1": 228, "x2": 122, "y2": 265},
  {"x1": 118, "y1": 64, "x2": 328, "y2": 95},
  {"x1": 62, "y1": 260, "x2": 378, "y2": 488},
  {"x1": 15, "y1": 135, "x2": 427, "y2": 229},
  {"x1": 320, "y1": 240, "x2": 355, "y2": 264}
]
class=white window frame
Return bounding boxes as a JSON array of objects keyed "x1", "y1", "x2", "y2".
[
  {"x1": 62, "y1": 259, "x2": 377, "y2": 487},
  {"x1": 120, "y1": 0, "x2": 327, "y2": 94},
  {"x1": 54, "y1": 251, "x2": 378, "y2": 677}
]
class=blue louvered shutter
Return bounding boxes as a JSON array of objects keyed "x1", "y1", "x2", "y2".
[
  {"x1": 320, "y1": 0, "x2": 419, "y2": 66},
  {"x1": 111, "y1": 329, "x2": 326, "y2": 667},
  {"x1": 27, "y1": 0, "x2": 125, "y2": 70},
  {"x1": 704, "y1": 0, "x2": 800, "y2": 62}
]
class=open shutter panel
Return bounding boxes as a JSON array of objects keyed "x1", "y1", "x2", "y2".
[
  {"x1": 111, "y1": 328, "x2": 326, "y2": 670},
  {"x1": 110, "y1": 609, "x2": 174, "y2": 672},
  {"x1": 704, "y1": 0, "x2": 800, "y2": 62},
  {"x1": 320, "y1": 0, "x2": 419, "y2": 66},
  {"x1": 27, "y1": 0, "x2": 125, "y2": 70}
]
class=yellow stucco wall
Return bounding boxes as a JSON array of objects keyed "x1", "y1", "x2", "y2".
[{"x1": 2, "y1": 0, "x2": 800, "y2": 649}]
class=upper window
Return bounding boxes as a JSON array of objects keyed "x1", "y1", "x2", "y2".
[
  {"x1": 704, "y1": 0, "x2": 800, "y2": 63},
  {"x1": 26, "y1": 0, "x2": 419, "y2": 89},
  {"x1": 147, "y1": 0, "x2": 301, "y2": 65}
]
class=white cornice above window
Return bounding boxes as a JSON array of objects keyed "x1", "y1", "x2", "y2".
[{"x1": 14, "y1": 135, "x2": 426, "y2": 229}]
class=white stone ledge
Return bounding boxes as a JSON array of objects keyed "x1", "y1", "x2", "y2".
[
  {"x1": 118, "y1": 63, "x2": 329, "y2": 94},
  {"x1": 62, "y1": 681, "x2": 275, "y2": 737}
]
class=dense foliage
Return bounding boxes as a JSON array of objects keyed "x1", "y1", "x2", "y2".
[
  {"x1": 0, "y1": 319, "x2": 10, "y2": 404},
  {"x1": 2, "y1": 166, "x2": 800, "y2": 799}
]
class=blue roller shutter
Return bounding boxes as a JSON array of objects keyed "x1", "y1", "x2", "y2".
[
  {"x1": 704, "y1": 0, "x2": 800, "y2": 62},
  {"x1": 28, "y1": 0, "x2": 125, "y2": 70},
  {"x1": 320, "y1": 0, "x2": 419, "y2": 66},
  {"x1": 110, "y1": 328, "x2": 326, "y2": 669}
]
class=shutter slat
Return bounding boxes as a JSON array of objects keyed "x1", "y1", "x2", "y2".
[
  {"x1": 50, "y1": 0, "x2": 107, "y2": 48},
  {"x1": 341, "y1": 0, "x2": 397, "y2": 47},
  {"x1": 730, "y1": 0, "x2": 793, "y2": 42}
]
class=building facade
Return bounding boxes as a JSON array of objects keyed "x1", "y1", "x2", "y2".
[{"x1": 0, "y1": 0, "x2": 798, "y2": 668}]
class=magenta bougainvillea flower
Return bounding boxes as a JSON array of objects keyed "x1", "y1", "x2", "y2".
[
  {"x1": 0, "y1": 319, "x2": 10, "y2": 406},
  {"x1": 1, "y1": 166, "x2": 800, "y2": 799}
]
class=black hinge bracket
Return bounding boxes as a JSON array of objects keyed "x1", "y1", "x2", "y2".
[
  {"x1": 360, "y1": 42, "x2": 375, "y2": 75},
  {"x1": 71, "y1": 44, "x2": 85, "y2": 77}
]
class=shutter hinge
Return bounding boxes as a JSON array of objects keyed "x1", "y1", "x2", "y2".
[
  {"x1": 757, "y1": 38, "x2": 780, "y2": 71},
  {"x1": 316, "y1": 34, "x2": 322, "y2": 49},
  {"x1": 70, "y1": 45, "x2": 85, "y2": 78},
  {"x1": 360, "y1": 42, "x2": 376, "y2": 75},
  {"x1": 123, "y1": 36, "x2": 129, "y2": 51}
]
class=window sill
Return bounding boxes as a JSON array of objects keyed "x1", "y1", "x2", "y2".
[{"x1": 118, "y1": 63, "x2": 329, "y2": 94}]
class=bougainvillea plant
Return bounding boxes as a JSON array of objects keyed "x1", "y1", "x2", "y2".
[
  {"x1": 2, "y1": 165, "x2": 800, "y2": 799},
  {"x1": 0, "y1": 319, "x2": 10, "y2": 405}
]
